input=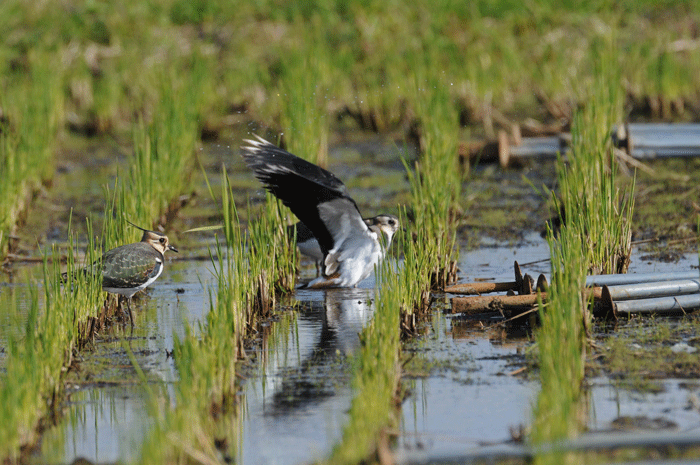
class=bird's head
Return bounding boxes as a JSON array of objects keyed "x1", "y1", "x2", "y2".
[
  {"x1": 141, "y1": 230, "x2": 178, "y2": 255},
  {"x1": 128, "y1": 221, "x2": 178, "y2": 255},
  {"x1": 365, "y1": 214, "x2": 400, "y2": 247}
]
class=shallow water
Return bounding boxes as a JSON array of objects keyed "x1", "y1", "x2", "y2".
[
  {"x1": 5, "y1": 134, "x2": 700, "y2": 464},
  {"x1": 35, "y1": 267, "x2": 380, "y2": 464},
  {"x1": 21, "y1": 229, "x2": 700, "y2": 465},
  {"x1": 588, "y1": 377, "x2": 700, "y2": 433},
  {"x1": 33, "y1": 232, "x2": 549, "y2": 464},
  {"x1": 48, "y1": 386, "x2": 151, "y2": 463},
  {"x1": 239, "y1": 286, "x2": 375, "y2": 465},
  {"x1": 18, "y1": 134, "x2": 413, "y2": 463},
  {"x1": 36, "y1": 258, "x2": 217, "y2": 463},
  {"x1": 395, "y1": 232, "x2": 547, "y2": 464}
]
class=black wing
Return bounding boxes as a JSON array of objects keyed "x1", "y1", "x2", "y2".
[{"x1": 241, "y1": 136, "x2": 366, "y2": 256}]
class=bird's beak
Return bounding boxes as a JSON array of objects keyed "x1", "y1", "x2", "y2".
[{"x1": 169, "y1": 245, "x2": 179, "y2": 253}]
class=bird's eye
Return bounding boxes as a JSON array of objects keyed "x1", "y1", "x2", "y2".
[
  {"x1": 389, "y1": 220, "x2": 395, "y2": 226},
  {"x1": 159, "y1": 238, "x2": 165, "y2": 243}
]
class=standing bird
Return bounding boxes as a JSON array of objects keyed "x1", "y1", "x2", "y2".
[
  {"x1": 65, "y1": 221, "x2": 178, "y2": 324},
  {"x1": 241, "y1": 135, "x2": 400, "y2": 288}
]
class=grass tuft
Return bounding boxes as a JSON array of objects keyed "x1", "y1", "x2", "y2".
[
  {"x1": 247, "y1": 193, "x2": 297, "y2": 313},
  {"x1": 137, "y1": 171, "x2": 247, "y2": 463},
  {"x1": 137, "y1": 169, "x2": 296, "y2": 462},
  {"x1": 406, "y1": 69, "x2": 462, "y2": 292},
  {"x1": 0, "y1": 217, "x2": 103, "y2": 461},
  {"x1": 532, "y1": 37, "x2": 635, "y2": 464}
]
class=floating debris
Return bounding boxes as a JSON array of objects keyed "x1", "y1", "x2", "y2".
[
  {"x1": 604, "y1": 278, "x2": 700, "y2": 300},
  {"x1": 464, "y1": 123, "x2": 700, "y2": 167},
  {"x1": 448, "y1": 262, "x2": 539, "y2": 318},
  {"x1": 450, "y1": 292, "x2": 542, "y2": 315},
  {"x1": 497, "y1": 131, "x2": 570, "y2": 167},
  {"x1": 599, "y1": 289, "x2": 700, "y2": 317},
  {"x1": 586, "y1": 271, "x2": 699, "y2": 287},
  {"x1": 445, "y1": 261, "x2": 532, "y2": 295},
  {"x1": 614, "y1": 123, "x2": 700, "y2": 159},
  {"x1": 448, "y1": 262, "x2": 700, "y2": 319}
]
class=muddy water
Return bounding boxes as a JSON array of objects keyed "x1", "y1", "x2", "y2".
[
  {"x1": 36, "y1": 267, "x2": 379, "y2": 464},
  {"x1": 583, "y1": 246, "x2": 700, "y2": 448},
  {"x1": 239, "y1": 286, "x2": 376, "y2": 465},
  {"x1": 6, "y1": 133, "x2": 700, "y2": 464},
  {"x1": 395, "y1": 233, "x2": 548, "y2": 464},
  {"x1": 14, "y1": 133, "x2": 411, "y2": 464},
  {"x1": 28, "y1": 231, "x2": 551, "y2": 464},
  {"x1": 395, "y1": 237, "x2": 700, "y2": 464},
  {"x1": 36, "y1": 259, "x2": 217, "y2": 463}
]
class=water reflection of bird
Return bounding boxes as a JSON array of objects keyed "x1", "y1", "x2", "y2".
[
  {"x1": 241, "y1": 135, "x2": 399, "y2": 288},
  {"x1": 63, "y1": 222, "x2": 178, "y2": 324},
  {"x1": 266, "y1": 289, "x2": 374, "y2": 414}
]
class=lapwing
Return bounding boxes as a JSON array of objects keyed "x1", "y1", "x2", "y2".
[
  {"x1": 290, "y1": 215, "x2": 400, "y2": 277},
  {"x1": 66, "y1": 222, "x2": 178, "y2": 324},
  {"x1": 241, "y1": 136, "x2": 400, "y2": 288}
]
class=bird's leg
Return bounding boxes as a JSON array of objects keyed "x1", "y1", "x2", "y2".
[
  {"x1": 127, "y1": 297, "x2": 135, "y2": 327},
  {"x1": 116, "y1": 295, "x2": 125, "y2": 321}
]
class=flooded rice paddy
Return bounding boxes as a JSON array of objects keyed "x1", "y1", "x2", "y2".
[{"x1": 2, "y1": 134, "x2": 700, "y2": 464}]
